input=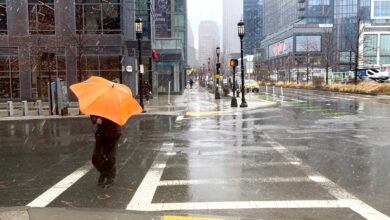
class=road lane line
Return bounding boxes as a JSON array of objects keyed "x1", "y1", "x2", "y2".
[
  {"x1": 133, "y1": 200, "x2": 347, "y2": 211},
  {"x1": 153, "y1": 161, "x2": 301, "y2": 169},
  {"x1": 27, "y1": 161, "x2": 93, "y2": 207},
  {"x1": 158, "y1": 176, "x2": 324, "y2": 186},
  {"x1": 263, "y1": 134, "x2": 390, "y2": 220},
  {"x1": 126, "y1": 142, "x2": 174, "y2": 210}
]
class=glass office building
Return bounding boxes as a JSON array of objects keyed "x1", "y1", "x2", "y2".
[
  {"x1": 260, "y1": 0, "x2": 390, "y2": 75},
  {"x1": 153, "y1": 0, "x2": 187, "y2": 93},
  {"x1": 243, "y1": 0, "x2": 264, "y2": 55}
]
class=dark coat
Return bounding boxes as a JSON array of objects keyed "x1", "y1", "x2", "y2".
[{"x1": 90, "y1": 115, "x2": 122, "y2": 139}]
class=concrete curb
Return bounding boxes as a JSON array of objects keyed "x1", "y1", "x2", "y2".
[{"x1": 0, "y1": 206, "x2": 245, "y2": 220}]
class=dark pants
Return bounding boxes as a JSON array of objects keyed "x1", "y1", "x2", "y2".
[{"x1": 92, "y1": 134, "x2": 120, "y2": 179}]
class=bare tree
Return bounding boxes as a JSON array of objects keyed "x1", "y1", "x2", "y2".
[
  {"x1": 343, "y1": 16, "x2": 375, "y2": 84},
  {"x1": 286, "y1": 52, "x2": 296, "y2": 83},
  {"x1": 321, "y1": 28, "x2": 333, "y2": 85},
  {"x1": 297, "y1": 37, "x2": 319, "y2": 83}
]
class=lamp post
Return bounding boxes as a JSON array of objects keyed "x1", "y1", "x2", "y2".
[
  {"x1": 238, "y1": 20, "x2": 247, "y2": 108},
  {"x1": 135, "y1": 18, "x2": 145, "y2": 112},
  {"x1": 208, "y1": 58, "x2": 210, "y2": 88},
  {"x1": 215, "y1": 47, "x2": 221, "y2": 99},
  {"x1": 204, "y1": 66, "x2": 206, "y2": 86}
]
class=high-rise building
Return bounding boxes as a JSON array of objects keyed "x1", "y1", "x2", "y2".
[
  {"x1": 223, "y1": 0, "x2": 243, "y2": 55},
  {"x1": 187, "y1": 23, "x2": 197, "y2": 67},
  {"x1": 153, "y1": 0, "x2": 187, "y2": 93},
  {"x1": 198, "y1": 20, "x2": 220, "y2": 67},
  {"x1": 0, "y1": 0, "x2": 140, "y2": 100},
  {"x1": 243, "y1": 0, "x2": 263, "y2": 55},
  {"x1": 259, "y1": 0, "x2": 390, "y2": 79}
]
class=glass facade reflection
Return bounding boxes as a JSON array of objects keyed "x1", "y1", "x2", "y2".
[
  {"x1": 75, "y1": 0, "x2": 121, "y2": 34},
  {"x1": 0, "y1": 48, "x2": 19, "y2": 99},
  {"x1": 28, "y1": 0, "x2": 55, "y2": 35},
  {"x1": 244, "y1": 0, "x2": 263, "y2": 55}
]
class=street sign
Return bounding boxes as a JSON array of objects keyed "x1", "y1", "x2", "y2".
[
  {"x1": 140, "y1": 64, "x2": 144, "y2": 74},
  {"x1": 215, "y1": 74, "x2": 221, "y2": 79},
  {"x1": 126, "y1": 65, "x2": 133, "y2": 72}
]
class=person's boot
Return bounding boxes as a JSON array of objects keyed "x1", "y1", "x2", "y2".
[
  {"x1": 104, "y1": 178, "x2": 114, "y2": 188},
  {"x1": 98, "y1": 174, "x2": 105, "y2": 186}
]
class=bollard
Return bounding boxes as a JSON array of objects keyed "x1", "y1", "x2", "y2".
[
  {"x1": 36, "y1": 100, "x2": 43, "y2": 116},
  {"x1": 265, "y1": 85, "x2": 268, "y2": 95},
  {"x1": 22, "y1": 101, "x2": 28, "y2": 116},
  {"x1": 281, "y1": 87, "x2": 284, "y2": 97},
  {"x1": 272, "y1": 86, "x2": 276, "y2": 97},
  {"x1": 168, "y1": 81, "x2": 171, "y2": 105},
  {"x1": 7, "y1": 101, "x2": 14, "y2": 117}
]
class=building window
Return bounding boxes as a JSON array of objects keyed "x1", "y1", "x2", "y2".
[
  {"x1": 75, "y1": 0, "x2": 121, "y2": 34},
  {"x1": 77, "y1": 46, "x2": 122, "y2": 81},
  {"x1": 371, "y1": 0, "x2": 390, "y2": 19},
  {"x1": 31, "y1": 48, "x2": 66, "y2": 99},
  {"x1": 380, "y1": 34, "x2": 390, "y2": 65},
  {"x1": 0, "y1": 48, "x2": 19, "y2": 99},
  {"x1": 363, "y1": 34, "x2": 378, "y2": 65},
  {"x1": 28, "y1": 0, "x2": 55, "y2": 35},
  {"x1": 0, "y1": 0, "x2": 7, "y2": 34}
]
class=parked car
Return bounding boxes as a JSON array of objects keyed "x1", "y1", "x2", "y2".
[{"x1": 244, "y1": 79, "x2": 260, "y2": 92}]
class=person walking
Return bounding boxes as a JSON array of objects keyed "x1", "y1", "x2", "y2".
[
  {"x1": 189, "y1": 78, "x2": 194, "y2": 89},
  {"x1": 90, "y1": 115, "x2": 122, "y2": 188}
]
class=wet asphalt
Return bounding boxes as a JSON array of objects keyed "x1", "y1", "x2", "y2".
[{"x1": 0, "y1": 86, "x2": 390, "y2": 220}]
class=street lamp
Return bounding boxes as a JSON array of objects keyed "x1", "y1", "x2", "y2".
[
  {"x1": 238, "y1": 20, "x2": 247, "y2": 108},
  {"x1": 215, "y1": 46, "x2": 221, "y2": 99},
  {"x1": 208, "y1": 58, "x2": 210, "y2": 88},
  {"x1": 135, "y1": 18, "x2": 145, "y2": 112},
  {"x1": 202, "y1": 63, "x2": 205, "y2": 87}
]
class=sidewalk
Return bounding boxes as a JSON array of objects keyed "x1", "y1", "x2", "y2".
[{"x1": 0, "y1": 86, "x2": 277, "y2": 121}]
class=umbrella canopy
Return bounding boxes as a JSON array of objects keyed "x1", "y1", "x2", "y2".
[{"x1": 70, "y1": 76, "x2": 142, "y2": 126}]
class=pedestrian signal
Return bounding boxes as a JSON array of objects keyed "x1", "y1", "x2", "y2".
[{"x1": 230, "y1": 59, "x2": 238, "y2": 67}]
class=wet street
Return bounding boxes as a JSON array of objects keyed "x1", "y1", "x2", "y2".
[{"x1": 1, "y1": 87, "x2": 390, "y2": 220}]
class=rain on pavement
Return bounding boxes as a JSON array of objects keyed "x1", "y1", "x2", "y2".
[{"x1": 1, "y1": 86, "x2": 390, "y2": 220}]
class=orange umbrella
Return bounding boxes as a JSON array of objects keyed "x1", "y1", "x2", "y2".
[{"x1": 70, "y1": 76, "x2": 142, "y2": 126}]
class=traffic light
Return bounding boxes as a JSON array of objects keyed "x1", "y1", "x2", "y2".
[{"x1": 230, "y1": 59, "x2": 238, "y2": 67}]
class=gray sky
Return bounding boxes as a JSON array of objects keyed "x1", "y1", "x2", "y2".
[{"x1": 187, "y1": 0, "x2": 223, "y2": 49}]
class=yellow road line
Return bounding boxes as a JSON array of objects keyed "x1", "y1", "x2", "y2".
[{"x1": 257, "y1": 99, "x2": 273, "y2": 103}]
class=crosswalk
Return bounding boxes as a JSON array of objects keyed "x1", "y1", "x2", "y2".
[{"x1": 126, "y1": 115, "x2": 390, "y2": 219}]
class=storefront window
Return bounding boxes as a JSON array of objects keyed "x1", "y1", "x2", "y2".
[
  {"x1": 0, "y1": 48, "x2": 19, "y2": 99},
  {"x1": 28, "y1": 0, "x2": 55, "y2": 35},
  {"x1": 0, "y1": 0, "x2": 7, "y2": 34},
  {"x1": 77, "y1": 46, "x2": 122, "y2": 81},
  {"x1": 31, "y1": 48, "x2": 66, "y2": 99},
  {"x1": 76, "y1": 0, "x2": 121, "y2": 34}
]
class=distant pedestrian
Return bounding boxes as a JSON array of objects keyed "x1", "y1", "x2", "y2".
[
  {"x1": 90, "y1": 115, "x2": 122, "y2": 188},
  {"x1": 189, "y1": 78, "x2": 194, "y2": 89},
  {"x1": 143, "y1": 81, "x2": 152, "y2": 103}
]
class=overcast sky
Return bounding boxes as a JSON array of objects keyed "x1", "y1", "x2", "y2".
[{"x1": 187, "y1": 0, "x2": 223, "y2": 49}]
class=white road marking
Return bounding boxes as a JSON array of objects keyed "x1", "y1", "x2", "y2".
[
  {"x1": 153, "y1": 161, "x2": 302, "y2": 169},
  {"x1": 263, "y1": 134, "x2": 390, "y2": 220},
  {"x1": 158, "y1": 176, "x2": 324, "y2": 186},
  {"x1": 27, "y1": 162, "x2": 93, "y2": 207},
  {"x1": 126, "y1": 142, "x2": 174, "y2": 210},
  {"x1": 133, "y1": 200, "x2": 350, "y2": 211}
]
